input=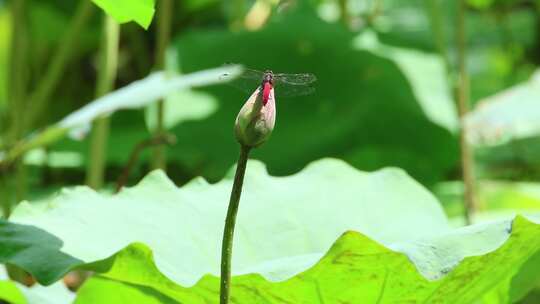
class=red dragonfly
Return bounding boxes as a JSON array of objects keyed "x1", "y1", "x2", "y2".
[{"x1": 220, "y1": 68, "x2": 317, "y2": 105}]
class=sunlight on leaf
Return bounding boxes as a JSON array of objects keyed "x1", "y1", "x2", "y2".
[
  {"x1": 91, "y1": 0, "x2": 156, "y2": 29},
  {"x1": 75, "y1": 276, "x2": 179, "y2": 304}
]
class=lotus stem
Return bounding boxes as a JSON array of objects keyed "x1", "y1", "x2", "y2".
[
  {"x1": 456, "y1": 0, "x2": 477, "y2": 224},
  {"x1": 151, "y1": 0, "x2": 174, "y2": 170},
  {"x1": 220, "y1": 144, "x2": 251, "y2": 304},
  {"x1": 86, "y1": 15, "x2": 120, "y2": 189}
]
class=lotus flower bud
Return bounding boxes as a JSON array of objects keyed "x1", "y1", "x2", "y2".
[{"x1": 234, "y1": 86, "x2": 276, "y2": 147}]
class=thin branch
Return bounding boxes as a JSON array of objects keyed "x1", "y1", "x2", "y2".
[
  {"x1": 456, "y1": 0, "x2": 476, "y2": 224},
  {"x1": 116, "y1": 134, "x2": 176, "y2": 193}
]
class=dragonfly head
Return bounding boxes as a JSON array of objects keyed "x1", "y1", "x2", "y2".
[{"x1": 263, "y1": 70, "x2": 274, "y2": 85}]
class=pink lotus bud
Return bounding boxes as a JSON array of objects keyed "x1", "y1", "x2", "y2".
[{"x1": 234, "y1": 86, "x2": 276, "y2": 147}]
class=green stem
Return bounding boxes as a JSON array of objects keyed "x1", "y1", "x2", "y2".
[
  {"x1": 24, "y1": 0, "x2": 93, "y2": 131},
  {"x1": 0, "y1": 162, "x2": 26, "y2": 219},
  {"x1": 14, "y1": 161, "x2": 27, "y2": 205},
  {"x1": 86, "y1": 16, "x2": 120, "y2": 189},
  {"x1": 154, "y1": 0, "x2": 173, "y2": 70},
  {"x1": 220, "y1": 145, "x2": 251, "y2": 304},
  {"x1": 456, "y1": 0, "x2": 476, "y2": 224},
  {"x1": 7, "y1": 0, "x2": 27, "y2": 145},
  {"x1": 424, "y1": 0, "x2": 451, "y2": 75},
  {"x1": 6, "y1": 0, "x2": 28, "y2": 216},
  {"x1": 0, "y1": 172, "x2": 10, "y2": 219},
  {"x1": 87, "y1": 117, "x2": 110, "y2": 189},
  {"x1": 152, "y1": 0, "x2": 173, "y2": 170}
]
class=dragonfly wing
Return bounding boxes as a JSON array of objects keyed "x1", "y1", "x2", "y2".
[
  {"x1": 242, "y1": 68, "x2": 266, "y2": 79},
  {"x1": 220, "y1": 67, "x2": 316, "y2": 98},
  {"x1": 220, "y1": 75, "x2": 260, "y2": 94},
  {"x1": 272, "y1": 73, "x2": 317, "y2": 97},
  {"x1": 273, "y1": 73, "x2": 317, "y2": 85},
  {"x1": 220, "y1": 68, "x2": 263, "y2": 94},
  {"x1": 273, "y1": 83, "x2": 316, "y2": 98}
]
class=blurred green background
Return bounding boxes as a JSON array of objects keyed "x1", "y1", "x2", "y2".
[{"x1": 0, "y1": 0, "x2": 539, "y2": 221}]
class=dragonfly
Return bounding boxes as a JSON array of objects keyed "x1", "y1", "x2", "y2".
[{"x1": 220, "y1": 67, "x2": 317, "y2": 105}]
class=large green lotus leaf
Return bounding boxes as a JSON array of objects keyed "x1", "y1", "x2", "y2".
[
  {"x1": 91, "y1": 0, "x2": 155, "y2": 29},
  {"x1": 168, "y1": 7, "x2": 458, "y2": 185},
  {"x1": 1, "y1": 159, "x2": 540, "y2": 302},
  {"x1": 510, "y1": 250, "x2": 540, "y2": 302},
  {"x1": 73, "y1": 216, "x2": 540, "y2": 304},
  {"x1": 75, "y1": 276, "x2": 179, "y2": 304},
  {"x1": 9, "y1": 159, "x2": 450, "y2": 285}
]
